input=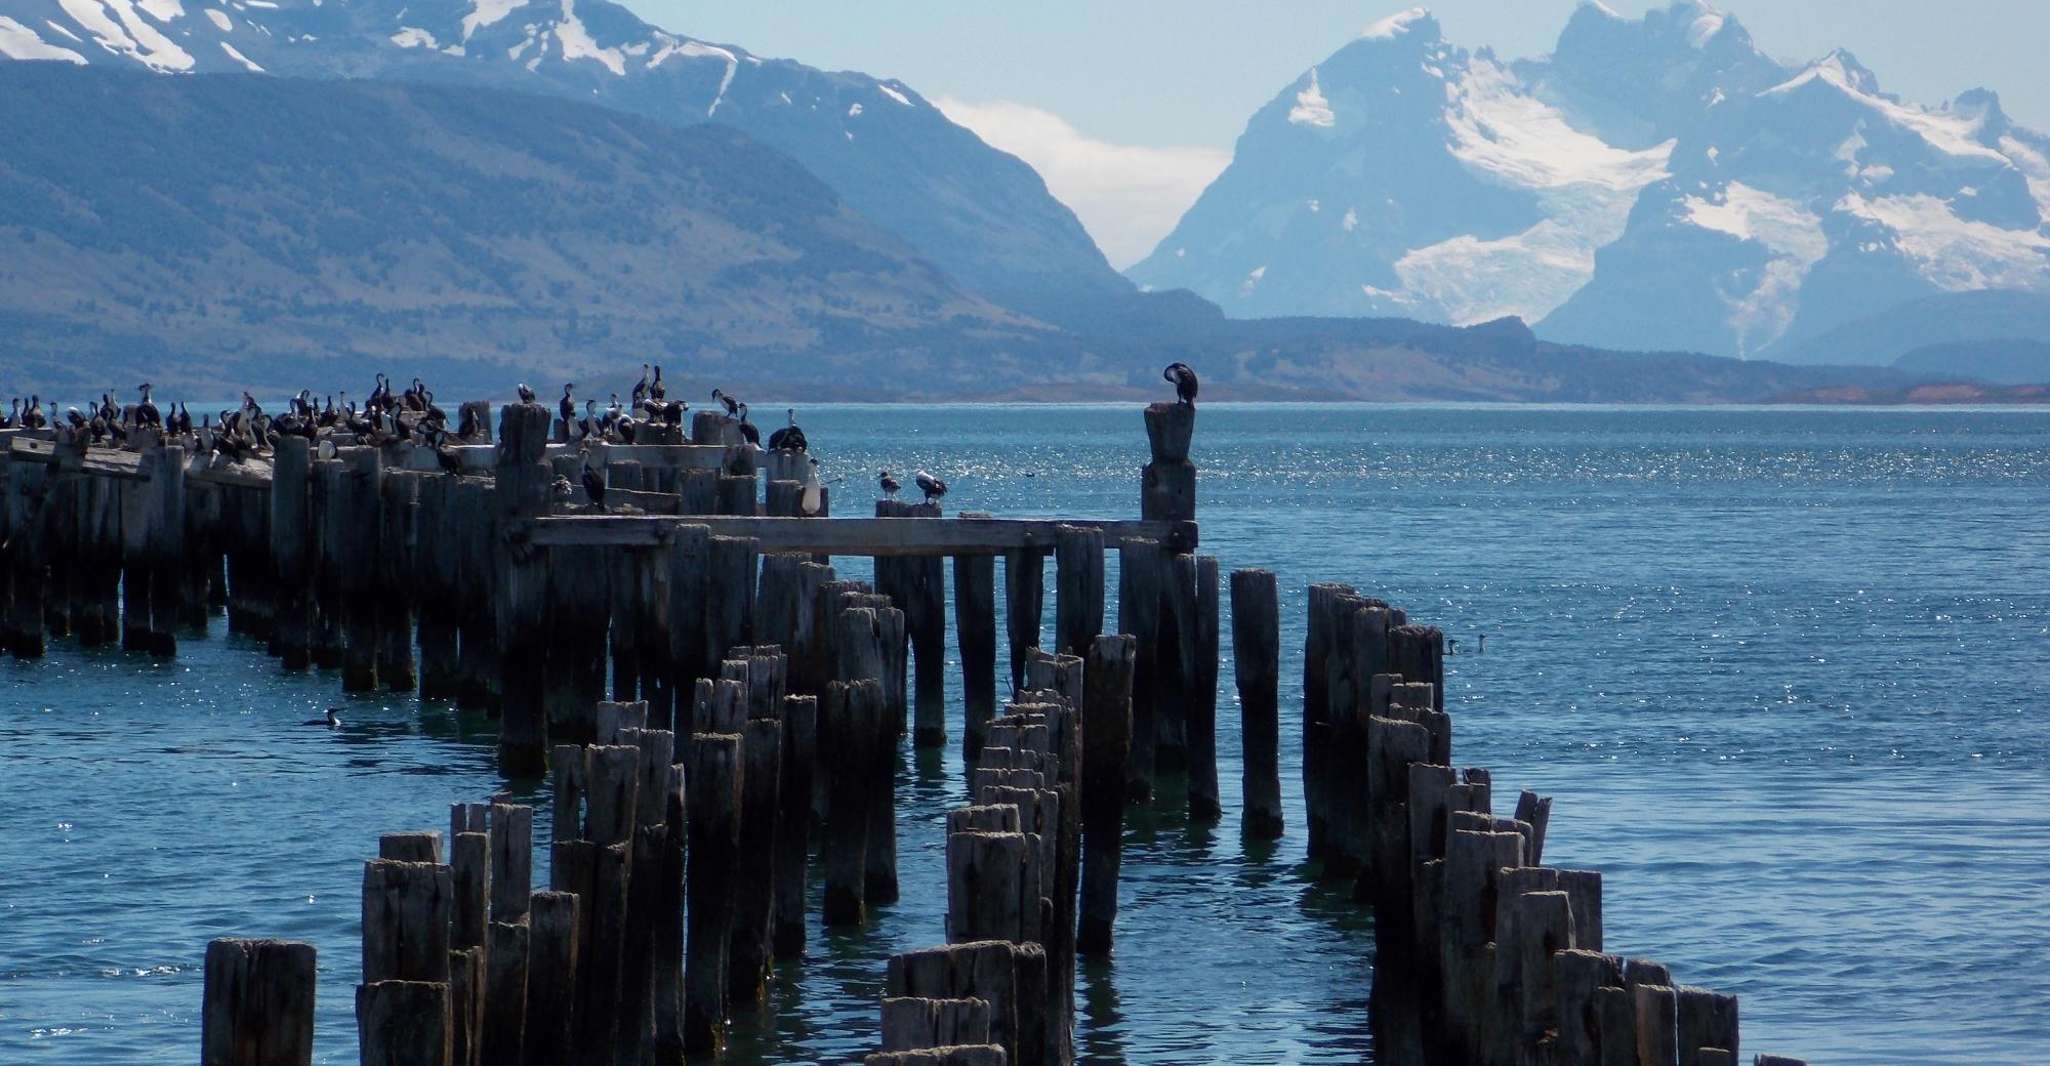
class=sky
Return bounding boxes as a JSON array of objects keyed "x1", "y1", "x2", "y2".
[{"x1": 637, "y1": 1, "x2": 2050, "y2": 267}]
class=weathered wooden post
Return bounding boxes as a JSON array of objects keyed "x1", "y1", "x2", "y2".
[
  {"x1": 684, "y1": 730, "x2": 742, "y2": 1056},
  {"x1": 269, "y1": 436, "x2": 314, "y2": 670},
  {"x1": 773, "y1": 693, "x2": 819, "y2": 959},
  {"x1": 1053, "y1": 524, "x2": 1103, "y2": 658},
  {"x1": 1302, "y1": 582, "x2": 1353, "y2": 862},
  {"x1": 1115, "y1": 538, "x2": 1162, "y2": 802},
  {"x1": 335, "y1": 447, "x2": 382, "y2": 690},
  {"x1": 729, "y1": 656, "x2": 784, "y2": 1007},
  {"x1": 201, "y1": 938, "x2": 316, "y2": 1066},
  {"x1": 1078, "y1": 633, "x2": 1135, "y2": 957},
  {"x1": 495, "y1": 402, "x2": 554, "y2": 776},
  {"x1": 377, "y1": 471, "x2": 418, "y2": 692},
  {"x1": 822, "y1": 678, "x2": 884, "y2": 926},
  {"x1": 518, "y1": 891, "x2": 577, "y2": 1066},
  {"x1": 141, "y1": 445, "x2": 188, "y2": 657},
  {"x1": 954, "y1": 544, "x2": 997, "y2": 762},
  {"x1": 1003, "y1": 548, "x2": 1044, "y2": 691},
  {"x1": 1186, "y1": 555, "x2": 1222, "y2": 822},
  {"x1": 1230, "y1": 569, "x2": 1283, "y2": 839}
]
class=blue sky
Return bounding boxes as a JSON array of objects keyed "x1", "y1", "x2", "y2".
[{"x1": 637, "y1": 1, "x2": 2049, "y2": 266}]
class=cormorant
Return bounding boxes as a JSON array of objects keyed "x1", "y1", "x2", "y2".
[
  {"x1": 711, "y1": 388, "x2": 740, "y2": 417},
  {"x1": 767, "y1": 408, "x2": 808, "y2": 452},
  {"x1": 1163, "y1": 362, "x2": 1199, "y2": 406},
  {"x1": 879, "y1": 470, "x2": 901, "y2": 498},
  {"x1": 301, "y1": 708, "x2": 341, "y2": 728},
  {"x1": 915, "y1": 471, "x2": 947, "y2": 504},
  {"x1": 560, "y1": 383, "x2": 576, "y2": 427},
  {"x1": 580, "y1": 462, "x2": 606, "y2": 511},
  {"x1": 735, "y1": 402, "x2": 760, "y2": 446},
  {"x1": 649, "y1": 365, "x2": 666, "y2": 401},
  {"x1": 632, "y1": 364, "x2": 651, "y2": 406},
  {"x1": 516, "y1": 382, "x2": 537, "y2": 404}
]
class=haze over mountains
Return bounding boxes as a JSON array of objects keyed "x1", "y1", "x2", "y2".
[
  {"x1": 1128, "y1": 2, "x2": 2050, "y2": 367},
  {"x1": 0, "y1": 0, "x2": 2042, "y2": 398}
]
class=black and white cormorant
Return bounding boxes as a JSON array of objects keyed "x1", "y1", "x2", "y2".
[
  {"x1": 1163, "y1": 362, "x2": 1199, "y2": 406},
  {"x1": 301, "y1": 708, "x2": 341, "y2": 728},
  {"x1": 649, "y1": 364, "x2": 666, "y2": 402},
  {"x1": 767, "y1": 408, "x2": 808, "y2": 452},
  {"x1": 560, "y1": 383, "x2": 576, "y2": 427},
  {"x1": 879, "y1": 469, "x2": 901, "y2": 498},
  {"x1": 516, "y1": 382, "x2": 537, "y2": 404},
  {"x1": 915, "y1": 471, "x2": 947, "y2": 504},
  {"x1": 631, "y1": 364, "x2": 651, "y2": 407},
  {"x1": 711, "y1": 388, "x2": 740, "y2": 417},
  {"x1": 581, "y1": 461, "x2": 607, "y2": 511}
]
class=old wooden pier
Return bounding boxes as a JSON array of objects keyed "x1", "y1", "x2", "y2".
[{"x1": 0, "y1": 399, "x2": 1801, "y2": 1065}]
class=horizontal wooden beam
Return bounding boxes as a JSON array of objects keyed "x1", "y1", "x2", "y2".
[
  {"x1": 7, "y1": 436, "x2": 273, "y2": 489},
  {"x1": 520, "y1": 515, "x2": 1198, "y2": 557}
]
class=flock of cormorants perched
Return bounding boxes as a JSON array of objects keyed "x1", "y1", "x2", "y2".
[{"x1": 5, "y1": 361, "x2": 1202, "y2": 519}]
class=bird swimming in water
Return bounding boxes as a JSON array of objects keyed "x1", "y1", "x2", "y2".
[
  {"x1": 302, "y1": 708, "x2": 341, "y2": 728},
  {"x1": 516, "y1": 382, "x2": 537, "y2": 404},
  {"x1": 915, "y1": 471, "x2": 947, "y2": 504},
  {"x1": 879, "y1": 469, "x2": 901, "y2": 498},
  {"x1": 1163, "y1": 362, "x2": 1199, "y2": 406},
  {"x1": 767, "y1": 408, "x2": 808, "y2": 452}
]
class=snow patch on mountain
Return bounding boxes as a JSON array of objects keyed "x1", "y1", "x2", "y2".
[
  {"x1": 218, "y1": 38, "x2": 260, "y2": 71},
  {"x1": 1288, "y1": 68, "x2": 1334, "y2": 128},
  {"x1": 55, "y1": 0, "x2": 192, "y2": 70},
  {"x1": 1840, "y1": 191, "x2": 2050, "y2": 291},
  {"x1": 460, "y1": 0, "x2": 519, "y2": 41},
  {"x1": 0, "y1": 14, "x2": 82, "y2": 60},
  {"x1": 1362, "y1": 6, "x2": 1429, "y2": 41},
  {"x1": 553, "y1": 0, "x2": 623, "y2": 75}
]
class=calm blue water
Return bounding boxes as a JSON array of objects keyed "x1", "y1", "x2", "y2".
[{"x1": 5, "y1": 404, "x2": 2049, "y2": 1064}]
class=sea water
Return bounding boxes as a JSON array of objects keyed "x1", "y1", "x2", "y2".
[{"x1": 4, "y1": 404, "x2": 2048, "y2": 1064}]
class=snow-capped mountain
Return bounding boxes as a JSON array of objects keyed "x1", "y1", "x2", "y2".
[
  {"x1": 1128, "y1": 2, "x2": 2050, "y2": 361},
  {"x1": 0, "y1": 0, "x2": 1130, "y2": 320}
]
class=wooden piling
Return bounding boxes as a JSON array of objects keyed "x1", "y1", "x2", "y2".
[
  {"x1": 1115, "y1": 539, "x2": 1162, "y2": 802},
  {"x1": 494, "y1": 403, "x2": 555, "y2": 775},
  {"x1": 356, "y1": 980, "x2": 450, "y2": 1066},
  {"x1": 822, "y1": 679, "x2": 884, "y2": 926},
  {"x1": 335, "y1": 448, "x2": 382, "y2": 691},
  {"x1": 773, "y1": 694, "x2": 818, "y2": 959},
  {"x1": 1229, "y1": 569, "x2": 1283, "y2": 838},
  {"x1": 519, "y1": 892, "x2": 577, "y2": 1066},
  {"x1": 683, "y1": 731, "x2": 742, "y2": 1057},
  {"x1": 1186, "y1": 555, "x2": 1221, "y2": 821},
  {"x1": 954, "y1": 548, "x2": 997, "y2": 762},
  {"x1": 270, "y1": 436, "x2": 314, "y2": 670},
  {"x1": 729, "y1": 693, "x2": 784, "y2": 1006},
  {"x1": 1002, "y1": 548, "x2": 1044, "y2": 691},
  {"x1": 1077, "y1": 634, "x2": 1135, "y2": 957},
  {"x1": 1053, "y1": 524, "x2": 1104, "y2": 658},
  {"x1": 201, "y1": 938, "x2": 316, "y2": 1066}
]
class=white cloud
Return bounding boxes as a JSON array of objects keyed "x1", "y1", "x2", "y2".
[{"x1": 934, "y1": 96, "x2": 1228, "y2": 269}]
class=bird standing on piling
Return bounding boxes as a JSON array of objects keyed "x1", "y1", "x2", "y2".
[
  {"x1": 767, "y1": 408, "x2": 808, "y2": 452},
  {"x1": 581, "y1": 460, "x2": 607, "y2": 511},
  {"x1": 1163, "y1": 362, "x2": 1199, "y2": 406},
  {"x1": 650, "y1": 365, "x2": 666, "y2": 401},
  {"x1": 559, "y1": 384, "x2": 576, "y2": 427},
  {"x1": 735, "y1": 402, "x2": 760, "y2": 446},
  {"x1": 879, "y1": 470, "x2": 901, "y2": 498},
  {"x1": 516, "y1": 382, "x2": 537, "y2": 404},
  {"x1": 632, "y1": 363, "x2": 653, "y2": 408},
  {"x1": 712, "y1": 388, "x2": 740, "y2": 417},
  {"x1": 915, "y1": 471, "x2": 948, "y2": 504}
]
